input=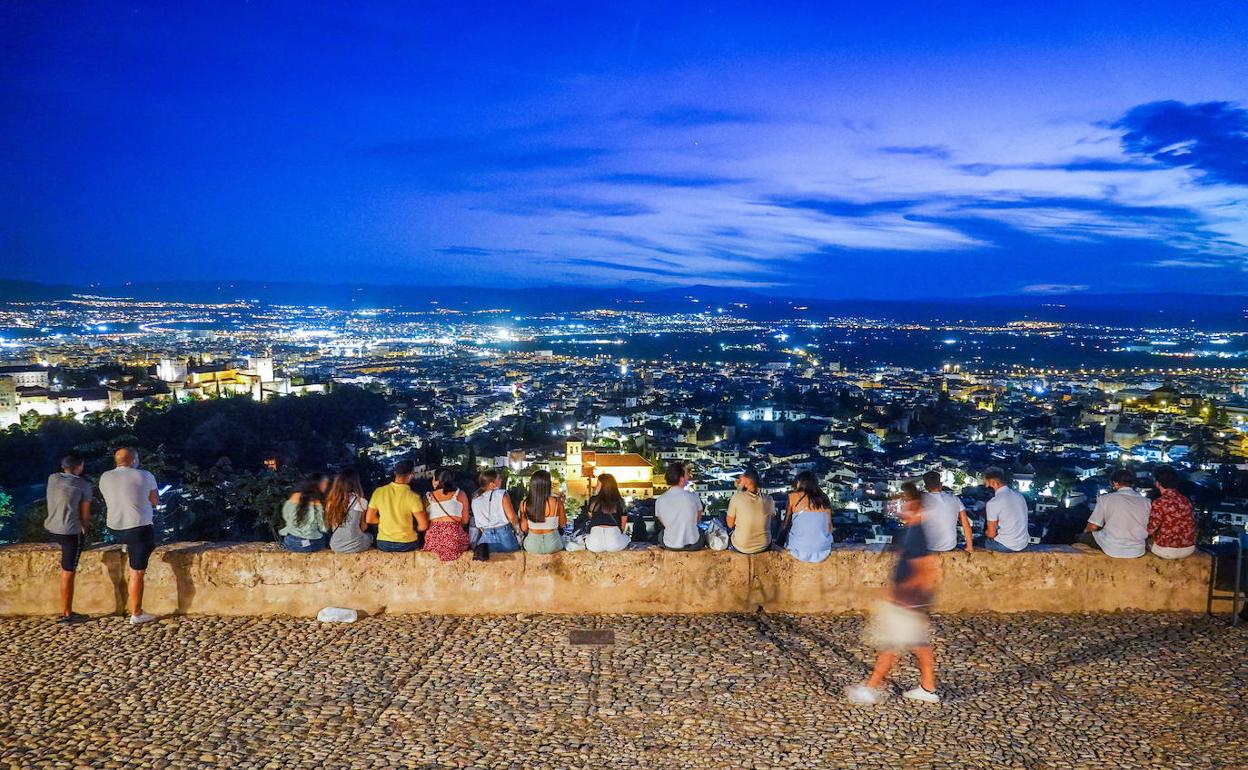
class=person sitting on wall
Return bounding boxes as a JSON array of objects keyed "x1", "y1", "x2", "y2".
[
  {"x1": 978, "y1": 467, "x2": 1029, "y2": 553},
  {"x1": 726, "y1": 468, "x2": 774, "y2": 554},
  {"x1": 920, "y1": 470, "x2": 974, "y2": 553},
  {"x1": 520, "y1": 470, "x2": 566, "y2": 554},
  {"x1": 279, "y1": 476, "x2": 330, "y2": 553},
  {"x1": 655, "y1": 461, "x2": 706, "y2": 551},
  {"x1": 471, "y1": 469, "x2": 522, "y2": 553},
  {"x1": 368, "y1": 460, "x2": 428, "y2": 553},
  {"x1": 326, "y1": 468, "x2": 373, "y2": 554},
  {"x1": 1079, "y1": 468, "x2": 1149, "y2": 558},
  {"x1": 423, "y1": 467, "x2": 471, "y2": 561},
  {"x1": 1148, "y1": 466, "x2": 1197, "y2": 560},
  {"x1": 584, "y1": 473, "x2": 632, "y2": 553}
]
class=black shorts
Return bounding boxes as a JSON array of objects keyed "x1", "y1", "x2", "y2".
[
  {"x1": 48, "y1": 532, "x2": 84, "y2": 572},
  {"x1": 109, "y1": 525, "x2": 156, "y2": 571}
]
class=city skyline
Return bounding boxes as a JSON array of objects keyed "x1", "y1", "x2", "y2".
[{"x1": 3, "y1": 2, "x2": 1248, "y2": 297}]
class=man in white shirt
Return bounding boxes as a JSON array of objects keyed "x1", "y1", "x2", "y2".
[
  {"x1": 920, "y1": 471, "x2": 974, "y2": 553},
  {"x1": 655, "y1": 462, "x2": 705, "y2": 550},
  {"x1": 1080, "y1": 469, "x2": 1149, "y2": 558},
  {"x1": 981, "y1": 467, "x2": 1029, "y2": 552},
  {"x1": 99, "y1": 447, "x2": 160, "y2": 625}
]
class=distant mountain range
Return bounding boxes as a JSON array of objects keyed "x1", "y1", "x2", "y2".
[{"x1": 1, "y1": 279, "x2": 1244, "y2": 328}]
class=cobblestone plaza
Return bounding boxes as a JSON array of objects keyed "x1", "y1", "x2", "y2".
[{"x1": 1, "y1": 612, "x2": 1244, "y2": 769}]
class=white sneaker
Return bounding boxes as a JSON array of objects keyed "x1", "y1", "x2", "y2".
[
  {"x1": 845, "y1": 684, "x2": 885, "y2": 705},
  {"x1": 902, "y1": 687, "x2": 940, "y2": 703},
  {"x1": 129, "y1": 612, "x2": 158, "y2": 626}
]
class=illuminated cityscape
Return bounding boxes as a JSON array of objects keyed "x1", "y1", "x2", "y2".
[{"x1": 3, "y1": 288, "x2": 1247, "y2": 545}]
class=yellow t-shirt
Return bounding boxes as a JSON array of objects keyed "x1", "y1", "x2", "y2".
[{"x1": 368, "y1": 482, "x2": 424, "y2": 543}]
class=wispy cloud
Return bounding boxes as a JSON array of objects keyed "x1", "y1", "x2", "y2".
[
  {"x1": 483, "y1": 196, "x2": 654, "y2": 218},
  {"x1": 640, "y1": 106, "x2": 763, "y2": 127},
  {"x1": 592, "y1": 172, "x2": 749, "y2": 188},
  {"x1": 879, "y1": 144, "x2": 951, "y2": 160},
  {"x1": 1020, "y1": 283, "x2": 1090, "y2": 294}
]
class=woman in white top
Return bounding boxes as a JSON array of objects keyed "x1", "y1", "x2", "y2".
[
  {"x1": 784, "y1": 471, "x2": 834, "y2": 563},
  {"x1": 471, "y1": 469, "x2": 521, "y2": 553},
  {"x1": 521, "y1": 470, "x2": 566, "y2": 554},
  {"x1": 422, "y1": 468, "x2": 471, "y2": 561},
  {"x1": 326, "y1": 468, "x2": 374, "y2": 553}
]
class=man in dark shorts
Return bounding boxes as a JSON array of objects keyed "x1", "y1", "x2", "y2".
[
  {"x1": 847, "y1": 481, "x2": 943, "y2": 705},
  {"x1": 44, "y1": 452, "x2": 93, "y2": 623},
  {"x1": 99, "y1": 447, "x2": 160, "y2": 625}
]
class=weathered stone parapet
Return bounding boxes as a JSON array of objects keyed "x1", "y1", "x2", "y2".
[{"x1": 0, "y1": 542, "x2": 1211, "y2": 616}]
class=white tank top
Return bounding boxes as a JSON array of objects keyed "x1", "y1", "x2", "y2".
[
  {"x1": 471, "y1": 490, "x2": 509, "y2": 529},
  {"x1": 426, "y1": 492, "x2": 464, "y2": 522}
]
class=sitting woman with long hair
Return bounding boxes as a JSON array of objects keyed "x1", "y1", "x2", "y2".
[
  {"x1": 326, "y1": 468, "x2": 374, "y2": 554},
  {"x1": 784, "y1": 470, "x2": 834, "y2": 563},
  {"x1": 471, "y1": 469, "x2": 521, "y2": 553},
  {"x1": 584, "y1": 473, "x2": 631, "y2": 553},
  {"x1": 279, "y1": 476, "x2": 329, "y2": 552},
  {"x1": 520, "y1": 470, "x2": 566, "y2": 554},
  {"x1": 422, "y1": 467, "x2": 471, "y2": 561}
]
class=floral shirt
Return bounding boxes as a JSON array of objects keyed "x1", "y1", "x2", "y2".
[{"x1": 1148, "y1": 489, "x2": 1195, "y2": 549}]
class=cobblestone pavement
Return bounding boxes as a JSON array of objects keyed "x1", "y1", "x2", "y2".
[{"x1": 0, "y1": 612, "x2": 1244, "y2": 769}]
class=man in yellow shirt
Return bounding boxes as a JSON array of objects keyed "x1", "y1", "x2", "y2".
[{"x1": 367, "y1": 460, "x2": 427, "y2": 552}]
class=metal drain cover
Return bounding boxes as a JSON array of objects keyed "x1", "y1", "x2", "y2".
[{"x1": 569, "y1": 629, "x2": 615, "y2": 645}]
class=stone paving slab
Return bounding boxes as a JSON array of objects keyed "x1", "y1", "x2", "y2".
[{"x1": 0, "y1": 613, "x2": 1244, "y2": 769}]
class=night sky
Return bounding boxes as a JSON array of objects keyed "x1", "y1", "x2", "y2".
[{"x1": 3, "y1": 2, "x2": 1247, "y2": 298}]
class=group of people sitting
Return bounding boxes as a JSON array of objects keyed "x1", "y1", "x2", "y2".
[
  {"x1": 43, "y1": 448, "x2": 1200, "y2": 625},
  {"x1": 274, "y1": 459, "x2": 1198, "y2": 563}
]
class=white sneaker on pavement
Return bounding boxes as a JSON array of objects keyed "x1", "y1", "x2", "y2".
[
  {"x1": 129, "y1": 612, "x2": 158, "y2": 626},
  {"x1": 845, "y1": 684, "x2": 885, "y2": 705},
  {"x1": 902, "y1": 687, "x2": 940, "y2": 703}
]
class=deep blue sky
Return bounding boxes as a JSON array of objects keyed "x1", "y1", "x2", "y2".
[{"x1": 3, "y1": 1, "x2": 1247, "y2": 298}]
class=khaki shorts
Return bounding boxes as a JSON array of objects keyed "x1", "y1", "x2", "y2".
[{"x1": 865, "y1": 600, "x2": 930, "y2": 652}]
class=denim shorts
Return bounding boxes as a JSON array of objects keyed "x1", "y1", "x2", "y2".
[
  {"x1": 281, "y1": 533, "x2": 328, "y2": 553},
  {"x1": 981, "y1": 537, "x2": 1025, "y2": 553},
  {"x1": 477, "y1": 525, "x2": 521, "y2": 553}
]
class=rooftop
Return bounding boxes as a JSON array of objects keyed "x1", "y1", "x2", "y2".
[{"x1": 3, "y1": 612, "x2": 1243, "y2": 769}]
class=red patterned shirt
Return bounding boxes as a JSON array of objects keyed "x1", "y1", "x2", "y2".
[{"x1": 1148, "y1": 489, "x2": 1196, "y2": 549}]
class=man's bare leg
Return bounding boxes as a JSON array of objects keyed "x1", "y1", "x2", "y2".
[
  {"x1": 60, "y1": 569, "x2": 75, "y2": 617},
  {"x1": 128, "y1": 569, "x2": 145, "y2": 617}
]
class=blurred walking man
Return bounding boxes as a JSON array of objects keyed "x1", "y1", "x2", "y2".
[
  {"x1": 99, "y1": 447, "x2": 160, "y2": 625},
  {"x1": 847, "y1": 482, "x2": 942, "y2": 705}
]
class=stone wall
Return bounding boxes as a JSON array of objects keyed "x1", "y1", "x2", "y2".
[{"x1": 0, "y1": 542, "x2": 1211, "y2": 617}]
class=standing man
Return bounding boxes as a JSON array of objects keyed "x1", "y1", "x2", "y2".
[
  {"x1": 44, "y1": 452, "x2": 93, "y2": 623},
  {"x1": 99, "y1": 447, "x2": 159, "y2": 625},
  {"x1": 367, "y1": 459, "x2": 427, "y2": 552},
  {"x1": 847, "y1": 482, "x2": 942, "y2": 704},
  {"x1": 981, "y1": 467, "x2": 1030, "y2": 553},
  {"x1": 656, "y1": 462, "x2": 706, "y2": 550},
  {"x1": 920, "y1": 470, "x2": 974, "y2": 553},
  {"x1": 1080, "y1": 469, "x2": 1150, "y2": 557}
]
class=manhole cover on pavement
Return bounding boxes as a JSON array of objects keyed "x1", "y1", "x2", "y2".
[{"x1": 569, "y1": 629, "x2": 615, "y2": 645}]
